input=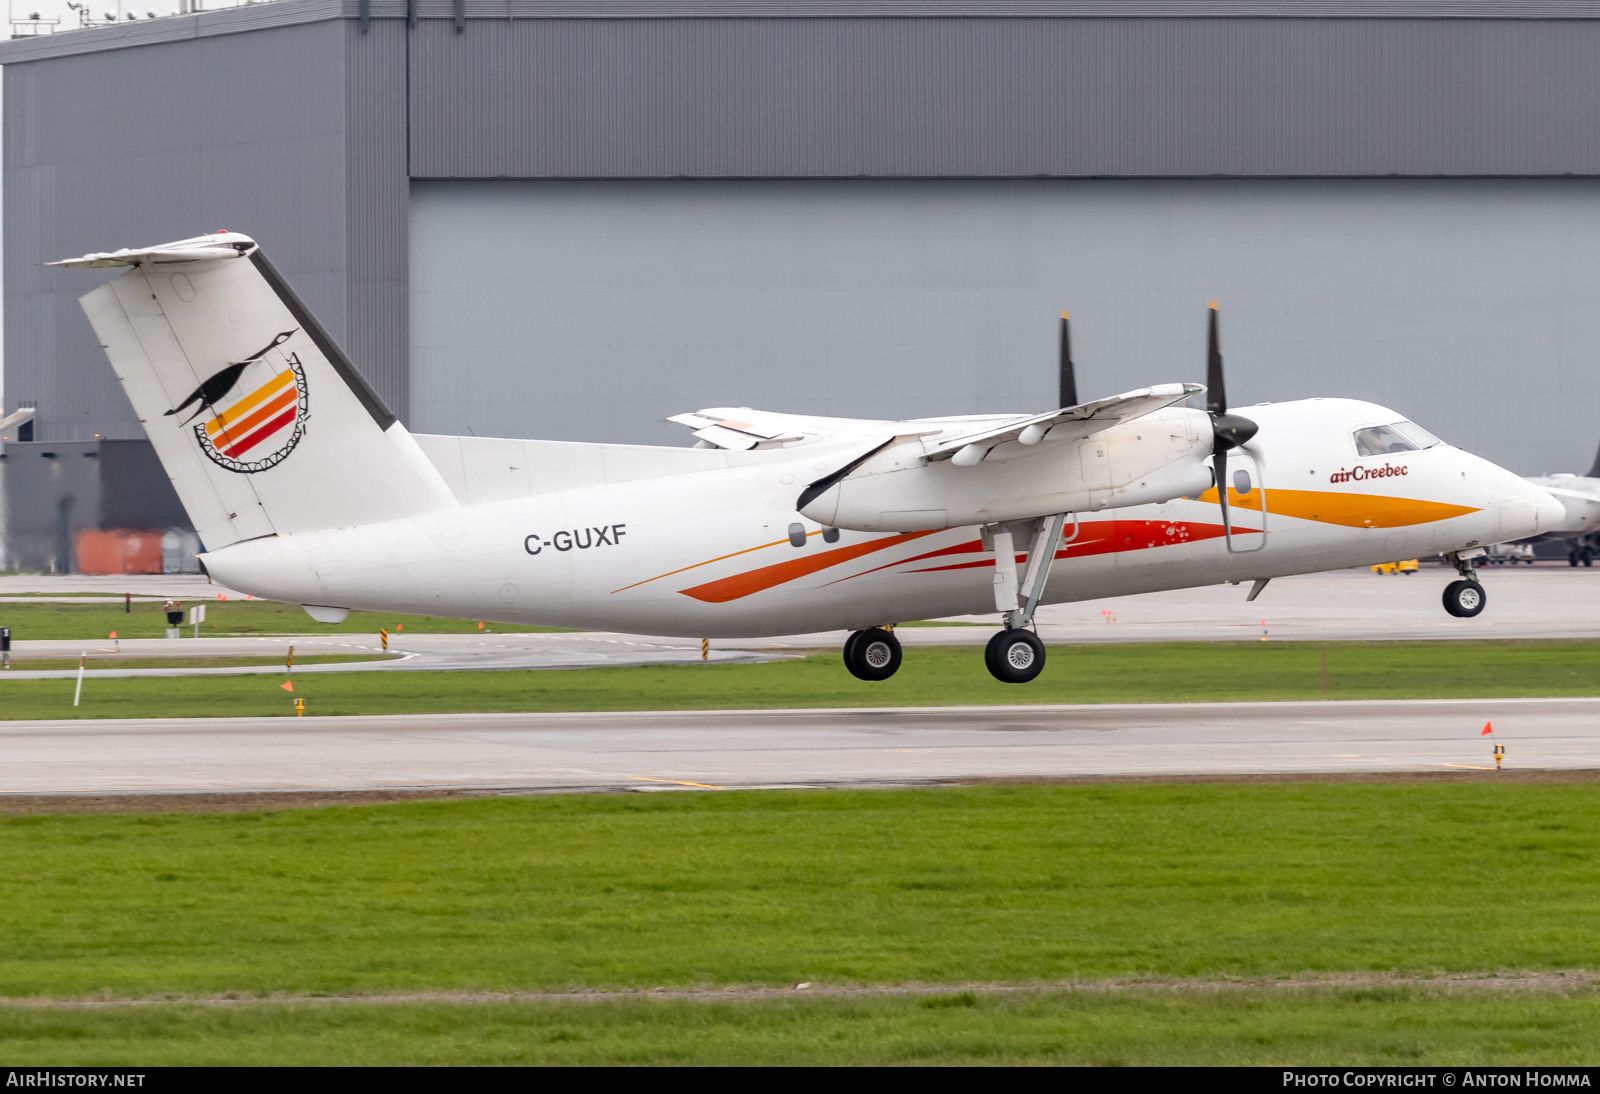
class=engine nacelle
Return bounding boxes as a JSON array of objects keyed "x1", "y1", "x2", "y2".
[{"x1": 799, "y1": 408, "x2": 1216, "y2": 532}]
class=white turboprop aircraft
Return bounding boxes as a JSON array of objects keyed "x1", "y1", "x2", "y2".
[{"x1": 55, "y1": 233, "x2": 1564, "y2": 683}]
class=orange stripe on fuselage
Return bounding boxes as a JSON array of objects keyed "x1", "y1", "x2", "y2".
[
  {"x1": 205, "y1": 369, "x2": 295, "y2": 435},
  {"x1": 1198, "y1": 487, "x2": 1477, "y2": 528},
  {"x1": 679, "y1": 530, "x2": 938, "y2": 603}
]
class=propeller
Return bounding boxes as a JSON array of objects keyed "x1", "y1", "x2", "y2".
[
  {"x1": 1204, "y1": 301, "x2": 1259, "y2": 536},
  {"x1": 1059, "y1": 310, "x2": 1078, "y2": 408}
]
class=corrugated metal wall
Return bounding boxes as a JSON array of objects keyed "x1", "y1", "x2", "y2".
[
  {"x1": 406, "y1": 17, "x2": 1600, "y2": 178},
  {"x1": 344, "y1": 18, "x2": 411, "y2": 419},
  {"x1": 1, "y1": 16, "x2": 413, "y2": 442},
  {"x1": 410, "y1": 178, "x2": 1600, "y2": 476},
  {"x1": 12, "y1": 4, "x2": 1600, "y2": 449}
]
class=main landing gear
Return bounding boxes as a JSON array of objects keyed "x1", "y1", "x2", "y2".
[
  {"x1": 1442, "y1": 548, "x2": 1488, "y2": 618},
  {"x1": 843, "y1": 627, "x2": 902, "y2": 681},
  {"x1": 985, "y1": 628, "x2": 1046, "y2": 684},
  {"x1": 840, "y1": 515, "x2": 1070, "y2": 685},
  {"x1": 978, "y1": 514, "x2": 1068, "y2": 683}
]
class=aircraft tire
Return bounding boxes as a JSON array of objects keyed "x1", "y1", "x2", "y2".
[
  {"x1": 1442, "y1": 579, "x2": 1487, "y2": 618},
  {"x1": 845, "y1": 627, "x2": 901, "y2": 681},
  {"x1": 838, "y1": 626, "x2": 864, "y2": 671},
  {"x1": 985, "y1": 628, "x2": 1046, "y2": 684}
]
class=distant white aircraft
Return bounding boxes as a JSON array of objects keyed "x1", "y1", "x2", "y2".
[
  {"x1": 55, "y1": 233, "x2": 1563, "y2": 683},
  {"x1": 1525, "y1": 447, "x2": 1600, "y2": 566}
]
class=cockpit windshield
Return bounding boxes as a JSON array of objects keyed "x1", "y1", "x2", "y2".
[{"x1": 1353, "y1": 420, "x2": 1443, "y2": 457}]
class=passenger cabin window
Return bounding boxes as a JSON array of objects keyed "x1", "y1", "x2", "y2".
[
  {"x1": 1233, "y1": 469, "x2": 1252, "y2": 496},
  {"x1": 1353, "y1": 421, "x2": 1441, "y2": 458},
  {"x1": 788, "y1": 523, "x2": 807, "y2": 548}
]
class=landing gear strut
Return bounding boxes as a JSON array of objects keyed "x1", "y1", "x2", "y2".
[
  {"x1": 981, "y1": 513, "x2": 1068, "y2": 684},
  {"x1": 1443, "y1": 548, "x2": 1488, "y2": 618},
  {"x1": 843, "y1": 626, "x2": 902, "y2": 681}
]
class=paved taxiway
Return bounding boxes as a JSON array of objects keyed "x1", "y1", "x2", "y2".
[{"x1": 2, "y1": 698, "x2": 1592, "y2": 795}]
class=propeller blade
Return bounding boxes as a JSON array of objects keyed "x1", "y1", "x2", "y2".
[
  {"x1": 1059, "y1": 310, "x2": 1078, "y2": 408},
  {"x1": 1206, "y1": 300, "x2": 1225, "y2": 416},
  {"x1": 1204, "y1": 300, "x2": 1259, "y2": 452},
  {"x1": 1214, "y1": 444, "x2": 1230, "y2": 534},
  {"x1": 795, "y1": 436, "x2": 896, "y2": 512}
]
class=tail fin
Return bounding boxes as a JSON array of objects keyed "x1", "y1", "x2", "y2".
[
  {"x1": 1587, "y1": 437, "x2": 1600, "y2": 480},
  {"x1": 55, "y1": 233, "x2": 457, "y2": 549}
]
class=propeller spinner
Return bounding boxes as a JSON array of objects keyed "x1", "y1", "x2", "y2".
[{"x1": 1204, "y1": 301, "x2": 1259, "y2": 533}]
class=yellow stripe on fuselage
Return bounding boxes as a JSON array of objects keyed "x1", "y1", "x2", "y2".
[
  {"x1": 205, "y1": 369, "x2": 295, "y2": 435},
  {"x1": 1198, "y1": 487, "x2": 1478, "y2": 528}
]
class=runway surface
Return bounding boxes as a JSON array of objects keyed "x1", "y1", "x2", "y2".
[{"x1": 3, "y1": 697, "x2": 1593, "y2": 795}]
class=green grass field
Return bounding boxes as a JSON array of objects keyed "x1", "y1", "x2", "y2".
[
  {"x1": 4, "y1": 783, "x2": 1600, "y2": 1063},
  {"x1": 0, "y1": 598, "x2": 565, "y2": 640},
  {"x1": 1, "y1": 638, "x2": 1597, "y2": 720},
  {"x1": 6, "y1": 988, "x2": 1599, "y2": 1066}
]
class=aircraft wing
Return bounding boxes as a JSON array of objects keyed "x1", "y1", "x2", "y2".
[
  {"x1": 666, "y1": 407, "x2": 905, "y2": 450},
  {"x1": 919, "y1": 383, "x2": 1204, "y2": 462}
]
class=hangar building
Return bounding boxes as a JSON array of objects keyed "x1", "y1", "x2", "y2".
[{"x1": 3, "y1": 0, "x2": 1599, "y2": 570}]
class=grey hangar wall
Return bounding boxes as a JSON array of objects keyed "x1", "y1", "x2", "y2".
[{"x1": 3, "y1": 2, "x2": 1600, "y2": 564}]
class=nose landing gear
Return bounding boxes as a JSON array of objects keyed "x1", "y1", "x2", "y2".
[
  {"x1": 1442, "y1": 579, "x2": 1486, "y2": 617},
  {"x1": 1442, "y1": 548, "x2": 1488, "y2": 618}
]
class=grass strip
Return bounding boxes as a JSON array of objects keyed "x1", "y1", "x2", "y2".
[
  {"x1": 4, "y1": 988, "x2": 1599, "y2": 1065},
  {"x1": 0, "y1": 598, "x2": 566, "y2": 641},
  {"x1": 1, "y1": 639, "x2": 1597, "y2": 720},
  {"x1": 5, "y1": 654, "x2": 394, "y2": 671},
  {"x1": 3, "y1": 785, "x2": 1600, "y2": 998}
]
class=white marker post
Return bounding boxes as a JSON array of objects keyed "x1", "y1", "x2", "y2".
[
  {"x1": 190, "y1": 603, "x2": 206, "y2": 639},
  {"x1": 73, "y1": 651, "x2": 86, "y2": 707}
]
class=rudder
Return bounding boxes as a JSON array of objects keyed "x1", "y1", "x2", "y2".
[{"x1": 57, "y1": 233, "x2": 457, "y2": 550}]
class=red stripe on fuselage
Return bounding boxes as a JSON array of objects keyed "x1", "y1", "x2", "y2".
[{"x1": 886, "y1": 519, "x2": 1255, "y2": 576}]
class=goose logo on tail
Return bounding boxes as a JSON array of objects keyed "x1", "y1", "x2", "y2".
[{"x1": 169, "y1": 330, "x2": 310, "y2": 474}]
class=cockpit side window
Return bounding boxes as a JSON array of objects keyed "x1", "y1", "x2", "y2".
[
  {"x1": 1354, "y1": 423, "x2": 1422, "y2": 457},
  {"x1": 1391, "y1": 420, "x2": 1443, "y2": 450}
]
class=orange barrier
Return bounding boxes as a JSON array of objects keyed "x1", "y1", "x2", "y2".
[{"x1": 75, "y1": 529, "x2": 163, "y2": 574}]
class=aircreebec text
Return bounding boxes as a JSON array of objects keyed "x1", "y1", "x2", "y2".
[{"x1": 1330, "y1": 463, "x2": 1409, "y2": 484}]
